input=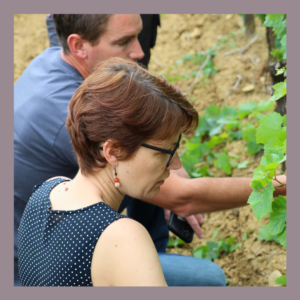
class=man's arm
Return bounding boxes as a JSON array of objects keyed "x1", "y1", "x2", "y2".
[
  {"x1": 143, "y1": 169, "x2": 286, "y2": 217},
  {"x1": 164, "y1": 166, "x2": 205, "y2": 238}
]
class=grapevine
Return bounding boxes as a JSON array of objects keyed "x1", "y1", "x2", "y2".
[{"x1": 247, "y1": 14, "x2": 286, "y2": 286}]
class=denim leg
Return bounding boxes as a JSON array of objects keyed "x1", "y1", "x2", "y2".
[
  {"x1": 158, "y1": 253, "x2": 226, "y2": 286},
  {"x1": 124, "y1": 198, "x2": 169, "y2": 253}
]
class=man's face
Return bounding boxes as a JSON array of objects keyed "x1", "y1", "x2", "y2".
[{"x1": 85, "y1": 14, "x2": 144, "y2": 72}]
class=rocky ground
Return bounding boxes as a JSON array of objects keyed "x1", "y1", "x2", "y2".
[{"x1": 14, "y1": 14, "x2": 286, "y2": 286}]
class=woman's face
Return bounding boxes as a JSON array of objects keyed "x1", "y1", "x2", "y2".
[{"x1": 116, "y1": 132, "x2": 182, "y2": 199}]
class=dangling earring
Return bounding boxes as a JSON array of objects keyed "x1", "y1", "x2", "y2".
[{"x1": 114, "y1": 163, "x2": 120, "y2": 187}]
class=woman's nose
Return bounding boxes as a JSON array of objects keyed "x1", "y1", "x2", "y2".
[{"x1": 167, "y1": 152, "x2": 182, "y2": 171}]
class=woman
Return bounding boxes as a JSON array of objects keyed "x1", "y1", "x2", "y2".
[{"x1": 18, "y1": 57, "x2": 199, "y2": 286}]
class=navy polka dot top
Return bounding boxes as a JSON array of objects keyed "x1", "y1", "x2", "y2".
[{"x1": 18, "y1": 177, "x2": 128, "y2": 286}]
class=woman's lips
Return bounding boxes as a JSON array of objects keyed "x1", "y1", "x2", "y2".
[{"x1": 156, "y1": 180, "x2": 165, "y2": 185}]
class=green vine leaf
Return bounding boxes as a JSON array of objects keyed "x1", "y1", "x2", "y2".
[
  {"x1": 251, "y1": 165, "x2": 268, "y2": 186},
  {"x1": 238, "y1": 101, "x2": 257, "y2": 118},
  {"x1": 256, "y1": 112, "x2": 286, "y2": 150},
  {"x1": 248, "y1": 180, "x2": 274, "y2": 220},
  {"x1": 268, "y1": 196, "x2": 286, "y2": 236},
  {"x1": 269, "y1": 81, "x2": 286, "y2": 101},
  {"x1": 214, "y1": 153, "x2": 231, "y2": 175},
  {"x1": 277, "y1": 226, "x2": 287, "y2": 249},
  {"x1": 275, "y1": 275, "x2": 286, "y2": 286},
  {"x1": 265, "y1": 148, "x2": 286, "y2": 170},
  {"x1": 283, "y1": 115, "x2": 287, "y2": 127}
]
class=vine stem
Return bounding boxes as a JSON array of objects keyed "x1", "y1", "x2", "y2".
[
  {"x1": 278, "y1": 169, "x2": 286, "y2": 176},
  {"x1": 273, "y1": 176, "x2": 286, "y2": 187}
]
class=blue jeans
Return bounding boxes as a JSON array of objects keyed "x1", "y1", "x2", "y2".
[{"x1": 159, "y1": 253, "x2": 226, "y2": 286}]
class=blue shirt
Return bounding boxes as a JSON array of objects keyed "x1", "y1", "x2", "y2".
[{"x1": 14, "y1": 47, "x2": 83, "y2": 280}]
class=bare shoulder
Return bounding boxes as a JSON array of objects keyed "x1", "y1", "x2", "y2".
[
  {"x1": 94, "y1": 217, "x2": 155, "y2": 257},
  {"x1": 91, "y1": 217, "x2": 167, "y2": 286},
  {"x1": 101, "y1": 217, "x2": 150, "y2": 241}
]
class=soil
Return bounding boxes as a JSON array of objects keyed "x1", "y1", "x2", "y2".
[{"x1": 14, "y1": 14, "x2": 286, "y2": 286}]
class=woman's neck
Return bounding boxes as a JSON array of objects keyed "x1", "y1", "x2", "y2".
[{"x1": 70, "y1": 168, "x2": 124, "y2": 212}]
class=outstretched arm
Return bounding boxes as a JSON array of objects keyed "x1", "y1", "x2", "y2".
[{"x1": 143, "y1": 167, "x2": 286, "y2": 217}]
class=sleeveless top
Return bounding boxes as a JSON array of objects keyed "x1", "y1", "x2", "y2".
[{"x1": 18, "y1": 178, "x2": 128, "y2": 286}]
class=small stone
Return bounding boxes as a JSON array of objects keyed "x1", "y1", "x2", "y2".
[
  {"x1": 259, "y1": 76, "x2": 265, "y2": 83},
  {"x1": 190, "y1": 28, "x2": 202, "y2": 39},
  {"x1": 268, "y1": 270, "x2": 282, "y2": 286},
  {"x1": 242, "y1": 84, "x2": 255, "y2": 92}
]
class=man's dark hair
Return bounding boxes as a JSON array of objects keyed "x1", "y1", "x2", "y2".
[{"x1": 53, "y1": 14, "x2": 112, "y2": 54}]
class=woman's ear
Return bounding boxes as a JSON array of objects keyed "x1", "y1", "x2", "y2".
[
  {"x1": 67, "y1": 34, "x2": 88, "y2": 59},
  {"x1": 101, "y1": 140, "x2": 120, "y2": 166}
]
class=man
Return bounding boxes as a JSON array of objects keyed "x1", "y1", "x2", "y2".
[
  {"x1": 44, "y1": 13, "x2": 205, "y2": 251},
  {"x1": 14, "y1": 14, "x2": 285, "y2": 286}
]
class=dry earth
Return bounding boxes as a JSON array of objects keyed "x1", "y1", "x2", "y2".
[{"x1": 14, "y1": 14, "x2": 286, "y2": 286}]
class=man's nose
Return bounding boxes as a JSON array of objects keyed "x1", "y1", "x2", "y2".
[{"x1": 128, "y1": 39, "x2": 144, "y2": 61}]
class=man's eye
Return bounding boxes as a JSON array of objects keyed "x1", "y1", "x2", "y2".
[{"x1": 118, "y1": 40, "x2": 129, "y2": 46}]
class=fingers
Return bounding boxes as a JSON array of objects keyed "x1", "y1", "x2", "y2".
[
  {"x1": 194, "y1": 213, "x2": 205, "y2": 226},
  {"x1": 186, "y1": 215, "x2": 204, "y2": 239}
]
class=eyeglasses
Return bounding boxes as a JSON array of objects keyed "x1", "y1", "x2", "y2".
[
  {"x1": 99, "y1": 132, "x2": 182, "y2": 168},
  {"x1": 141, "y1": 133, "x2": 182, "y2": 167}
]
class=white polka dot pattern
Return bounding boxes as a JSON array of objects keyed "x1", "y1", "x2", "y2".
[{"x1": 18, "y1": 178, "x2": 127, "y2": 286}]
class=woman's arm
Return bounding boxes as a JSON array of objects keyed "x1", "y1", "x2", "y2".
[{"x1": 91, "y1": 218, "x2": 167, "y2": 286}]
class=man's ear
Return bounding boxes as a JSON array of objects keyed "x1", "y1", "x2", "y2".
[
  {"x1": 101, "y1": 140, "x2": 120, "y2": 166},
  {"x1": 67, "y1": 34, "x2": 88, "y2": 59}
]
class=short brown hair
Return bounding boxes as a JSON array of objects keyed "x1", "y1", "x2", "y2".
[
  {"x1": 66, "y1": 57, "x2": 199, "y2": 175},
  {"x1": 53, "y1": 14, "x2": 112, "y2": 54}
]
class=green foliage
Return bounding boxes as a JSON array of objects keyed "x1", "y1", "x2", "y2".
[
  {"x1": 192, "y1": 228, "x2": 242, "y2": 261},
  {"x1": 269, "y1": 81, "x2": 287, "y2": 101},
  {"x1": 176, "y1": 48, "x2": 218, "y2": 80},
  {"x1": 255, "y1": 14, "x2": 266, "y2": 24},
  {"x1": 247, "y1": 14, "x2": 287, "y2": 249},
  {"x1": 214, "y1": 153, "x2": 231, "y2": 175},
  {"x1": 167, "y1": 236, "x2": 186, "y2": 248},
  {"x1": 268, "y1": 196, "x2": 286, "y2": 237},
  {"x1": 264, "y1": 14, "x2": 286, "y2": 60},
  {"x1": 242, "y1": 124, "x2": 263, "y2": 155},
  {"x1": 248, "y1": 180, "x2": 274, "y2": 221},
  {"x1": 270, "y1": 49, "x2": 283, "y2": 62},
  {"x1": 275, "y1": 275, "x2": 286, "y2": 286},
  {"x1": 258, "y1": 224, "x2": 279, "y2": 243},
  {"x1": 181, "y1": 100, "x2": 274, "y2": 178},
  {"x1": 256, "y1": 112, "x2": 286, "y2": 150}
]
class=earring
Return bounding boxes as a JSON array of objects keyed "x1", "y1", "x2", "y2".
[{"x1": 114, "y1": 163, "x2": 120, "y2": 187}]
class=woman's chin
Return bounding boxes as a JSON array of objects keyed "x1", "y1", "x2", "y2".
[{"x1": 143, "y1": 187, "x2": 161, "y2": 199}]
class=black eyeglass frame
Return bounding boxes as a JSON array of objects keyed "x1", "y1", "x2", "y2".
[
  {"x1": 99, "y1": 132, "x2": 182, "y2": 168},
  {"x1": 141, "y1": 132, "x2": 182, "y2": 167}
]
